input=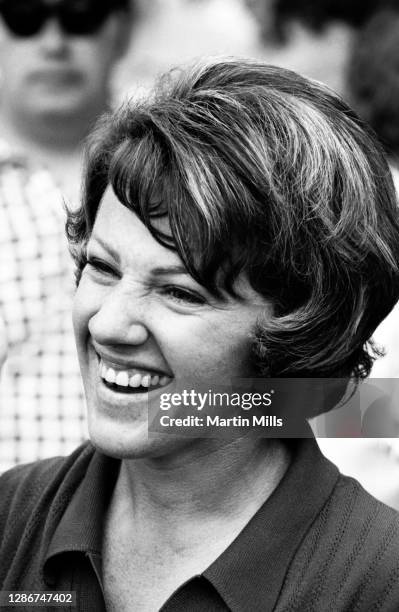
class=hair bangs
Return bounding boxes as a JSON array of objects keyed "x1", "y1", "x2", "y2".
[{"x1": 106, "y1": 129, "x2": 235, "y2": 296}]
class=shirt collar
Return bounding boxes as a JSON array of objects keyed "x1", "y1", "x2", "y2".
[
  {"x1": 44, "y1": 448, "x2": 120, "y2": 582},
  {"x1": 204, "y1": 437, "x2": 339, "y2": 611},
  {"x1": 44, "y1": 438, "x2": 339, "y2": 610}
]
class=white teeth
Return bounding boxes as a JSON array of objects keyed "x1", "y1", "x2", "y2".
[
  {"x1": 141, "y1": 375, "x2": 151, "y2": 388},
  {"x1": 99, "y1": 360, "x2": 171, "y2": 389},
  {"x1": 115, "y1": 371, "x2": 129, "y2": 387},
  {"x1": 105, "y1": 367, "x2": 116, "y2": 384},
  {"x1": 129, "y1": 373, "x2": 142, "y2": 388}
]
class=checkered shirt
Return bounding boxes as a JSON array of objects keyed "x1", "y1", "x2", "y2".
[{"x1": 0, "y1": 147, "x2": 87, "y2": 473}]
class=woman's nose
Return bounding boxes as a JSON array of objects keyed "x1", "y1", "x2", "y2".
[{"x1": 88, "y1": 289, "x2": 150, "y2": 347}]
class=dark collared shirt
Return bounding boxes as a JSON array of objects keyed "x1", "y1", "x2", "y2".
[{"x1": 1, "y1": 439, "x2": 399, "y2": 611}]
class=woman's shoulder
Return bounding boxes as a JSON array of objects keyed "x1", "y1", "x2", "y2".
[
  {"x1": 278, "y1": 472, "x2": 399, "y2": 610},
  {"x1": 312, "y1": 472, "x2": 399, "y2": 578},
  {"x1": 1, "y1": 441, "x2": 94, "y2": 496},
  {"x1": 0, "y1": 443, "x2": 94, "y2": 562},
  {"x1": 332, "y1": 472, "x2": 399, "y2": 538}
]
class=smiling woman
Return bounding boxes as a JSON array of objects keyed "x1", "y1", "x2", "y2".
[
  {"x1": 1, "y1": 59, "x2": 399, "y2": 611},
  {"x1": 72, "y1": 187, "x2": 269, "y2": 459}
]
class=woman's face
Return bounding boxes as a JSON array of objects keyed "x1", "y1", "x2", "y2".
[{"x1": 73, "y1": 187, "x2": 271, "y2": 459}]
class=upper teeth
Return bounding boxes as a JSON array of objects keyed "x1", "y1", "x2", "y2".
[{"x1": 100, "y1": 361, "x2": 169, "y2": 389}]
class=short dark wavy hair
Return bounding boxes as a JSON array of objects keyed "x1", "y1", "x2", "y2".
[{"x1": 67, "y1": 58, "x2": 399, "y2": 385}]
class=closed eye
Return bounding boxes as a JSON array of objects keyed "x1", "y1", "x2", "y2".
[
  {"x1": 86, "y1": 257, "x2": 119, "y2": 277},
  {"x1": 163, "y1": 286, "x2": 206, "y2": 305}
]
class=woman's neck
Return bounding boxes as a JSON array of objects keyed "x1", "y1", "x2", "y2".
[
  {"x1": 115, "y1": 438, "x2": 290, "y2": 531},
  {"x1": 103, "y1": 439, "x2": 290, "y2": 612}
]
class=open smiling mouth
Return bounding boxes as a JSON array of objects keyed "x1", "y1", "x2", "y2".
[{"x1": 98, "y1": 359, "x2": 173, "y2": 395}]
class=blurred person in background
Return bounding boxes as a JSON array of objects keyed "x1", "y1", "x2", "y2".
[
  {"x1": 0, "y1": 0, "x2": 134, "y2": 471},
  {"x1": 0, "y1": 0, "x2": 134, "y2": 203},
  {"x1": 261, "y1": 0, "x2": 384, "y2": 42},
  {"x1": 346, "y1": 7, "x2": 399, "y2": 195},
  {"x1": 245, "y1": 0, "x2": 396, "y2": 93}
]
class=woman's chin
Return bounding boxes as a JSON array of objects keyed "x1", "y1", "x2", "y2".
[{"x1": 87, "y1": 417, "x2": 188, "y2": 460}]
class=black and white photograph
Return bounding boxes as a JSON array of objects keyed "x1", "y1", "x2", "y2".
[{"x1": 0, "y1": 1, "x2": 399, "y2": 610}]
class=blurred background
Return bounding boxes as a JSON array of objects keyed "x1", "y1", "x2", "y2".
[
  {"x1": 115, "y1": 0, "x2": 356, "y2": 98},
  {"x1": 0, "y1": 0, "x2": 398, "y2": 507}
]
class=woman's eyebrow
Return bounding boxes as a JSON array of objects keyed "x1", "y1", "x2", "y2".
[
  {"x1": 151, "y1": 265, "x2": 189, "y2": 277},
  {"x1": 88, "y1": 235, "x2": 120, "y2": 263}
]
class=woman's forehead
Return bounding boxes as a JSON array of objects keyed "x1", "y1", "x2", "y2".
[
  {"x1": 91, "y1": 188, "x2": 267, "y2": 304},
  {"x1": 92, "y1": 188, "x2": 183, "y2": 268}
]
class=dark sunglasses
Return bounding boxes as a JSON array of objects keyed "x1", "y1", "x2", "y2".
[{"x1": 0, "y1": 0, "x2": 126, "y2": 37}]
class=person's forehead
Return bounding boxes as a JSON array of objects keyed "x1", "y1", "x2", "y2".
[{"x1": 92, "y1": 187, "x2": 182, "y2": 267}]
